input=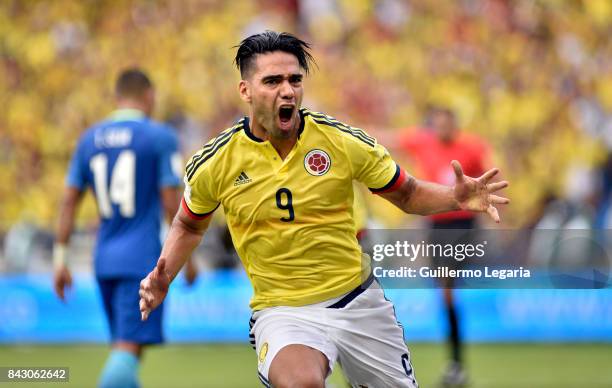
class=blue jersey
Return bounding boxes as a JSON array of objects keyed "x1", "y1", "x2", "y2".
[{"x1": 67, "y1": 109, "x2": 181, "y2": 278}]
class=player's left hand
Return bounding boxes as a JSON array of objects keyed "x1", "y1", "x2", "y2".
[
  {"x1": 53, "y1": 265, "x2": 72, "y2": 302},
  {"x1": 452, "y1": 160, "x2": 509, "y2": 223},
  {"x1": 139, "y1": 258, "x2": 171, "y2": 321}
]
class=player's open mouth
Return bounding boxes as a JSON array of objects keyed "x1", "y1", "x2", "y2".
[{"x1": 278, "y1": 106, "x2": 294, "y2": 125}]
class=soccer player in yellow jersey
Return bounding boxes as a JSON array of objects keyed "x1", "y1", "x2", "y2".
[{"x1": 139, "y1": 31, "x2": 509, "y2": 388}]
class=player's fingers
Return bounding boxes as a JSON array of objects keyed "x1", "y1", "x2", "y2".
[
  {"x1": 138, "y1": 286, "x2": 154, "y2": 305},
  {"x1": 140, "y1": 277, "x2": 151, "y2": 291},
  {"x1": 489, "y1": 194, "x2": 510, "y2": 205},
  {"x1": 54, "y1": 281, "x2": 64, "y2": 301},
  {"x1": 486, "y1": 181, "x2": 508, "y2": 192},
  {"x1": 140, "y1": 307, "x2": 150, "y2": 321},
  {"x1": 54, "y1": 275, "x2": 67, "y2": 301},
  {"x1": 451, "y1": 160, "x2": 464, "y2": 181},
  {"x1": 139, "y1": 298, "x2": 150, "y2": 319},
  {"x1": 479, "y1": 168, "x2": 499, "y2": 183},
  {"x1": 486, "y1": 205, "x2": 500, "y2": 223}
]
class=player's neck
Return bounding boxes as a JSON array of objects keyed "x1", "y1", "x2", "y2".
[
  {"x1": 250, "y1": 117, "x2": 299, "y2": 161},
  {"x1": 116, "y1": 99, "x2": 150, "y2": 116},
  {"x1": 269, "y1": 137, "x2": 297, "y2": 160}
]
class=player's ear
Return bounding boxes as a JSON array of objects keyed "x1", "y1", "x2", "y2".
[{"x1": 239, "y1": 80, "x2": 251, "y2": 103}]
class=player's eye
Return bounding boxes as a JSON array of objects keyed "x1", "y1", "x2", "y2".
[
  {"x1": 289, "y1": 76, "x2": 302, "y2": 85},
  {"x1": 264, "y1": 78, "x2": 280, "y2": 85}
]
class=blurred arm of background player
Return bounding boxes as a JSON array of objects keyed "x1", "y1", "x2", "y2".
[
  {"x1": 53, "y1": 187, "x2": 83, "y2": 301},
  {"x1": 140, "y1": 204, "x2": 211, "y2": 320},
  {"x1": 160, "y1": 187, "x2": 198, "y2": 285}
]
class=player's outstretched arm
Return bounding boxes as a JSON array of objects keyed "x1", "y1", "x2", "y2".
[
  {"x1": 139, "y1": 206, "x2": 212, "y2": 320},
  {"x1": 379, "y1": 160, "x2": 509, "y2": 222}
]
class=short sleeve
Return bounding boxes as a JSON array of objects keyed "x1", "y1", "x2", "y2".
[
  {"x1": 156, "y1": 127, "x2": 182, "y2": 188},
  {"x1": 65, "y1": 138, "x2": 88, "y2": 190},
  {"x1": 182, "y1": 156, "x2": 220, "y2": 220},
  {"x1": 344, "y1": 134, "x2": 406, "y2": 193}
]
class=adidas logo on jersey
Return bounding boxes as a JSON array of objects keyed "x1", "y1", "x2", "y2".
[{"x1": 234, "y1": 171, "x2": 252, "y2": 186}]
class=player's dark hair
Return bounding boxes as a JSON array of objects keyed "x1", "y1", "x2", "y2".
[
  {"x1": 234, "y1": 31, "x2": 315, "y2": 79},
  {"x1": 115, "y1": 68, "x2": 153, "y2": 98}
]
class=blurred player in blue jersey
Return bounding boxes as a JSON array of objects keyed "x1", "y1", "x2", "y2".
[{"x1": 53, "y1": 68, "x2": 195, "y2": 388}]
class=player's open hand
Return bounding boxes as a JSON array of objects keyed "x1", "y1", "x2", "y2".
[
  {"x1": 452, "y1": 160, "x2": 509, "y2": 223},
  {"x1": 53, "y1": 265, "x2": 72, "y2": 302},
  {"x1": 139, "y1": 258, "x2": 171, "y2": 321}
]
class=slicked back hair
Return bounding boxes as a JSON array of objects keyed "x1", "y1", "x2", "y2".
[
  {"x1": 234, "y1": 31, "x2": 315, "y2": 79},
  {"x1": 115, "y1": 68, "x2": 153, "y2": 98}
]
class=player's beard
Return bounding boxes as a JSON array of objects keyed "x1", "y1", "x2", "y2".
[{"x1": 257, "y1": 106, "x2": 297, "y2": 140}]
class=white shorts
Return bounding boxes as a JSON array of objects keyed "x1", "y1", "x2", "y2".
[{"x1": 250, "y1": 276, "x2": 418, "y2": 388}]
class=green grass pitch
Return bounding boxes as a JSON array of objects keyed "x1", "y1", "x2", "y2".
[{"x1": 1, "y1": 343, "x2": 610, "y2": 387}]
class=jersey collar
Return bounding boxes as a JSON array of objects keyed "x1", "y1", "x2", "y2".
[
  {"x1": 243, "y1": 109, "x2": 306, "y2": 143},
  {"x1": 297, "y1": 108, "x2": 306, "y2": 139},
  {"x1": 243, "y1": 117, "x2": 264, "y2": 143},
  {"x1": 108, "y1": 108, "x2": 147, "y2": 122}
]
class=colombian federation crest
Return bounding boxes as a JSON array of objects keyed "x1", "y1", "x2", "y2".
[{"x1": 304, "y1": 149, "x2": 331, "y2": 176}]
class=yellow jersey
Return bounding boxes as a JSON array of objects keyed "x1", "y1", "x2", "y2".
[{"x1": 183, "y1": 108, "x2": 405, "y2": 310}]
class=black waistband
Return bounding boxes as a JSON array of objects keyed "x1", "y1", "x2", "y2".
[{"x1": 327, "y1": 273, "x2": 375, "y2": 309}]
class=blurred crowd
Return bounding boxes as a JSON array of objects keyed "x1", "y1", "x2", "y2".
[{"x1": 1, "y1": 0, "x2": 612, "y2": 268}]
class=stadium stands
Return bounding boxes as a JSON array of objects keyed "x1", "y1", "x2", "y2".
[{"x1": 1, "y1": 0, "x2": 611, "y2": 232}]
